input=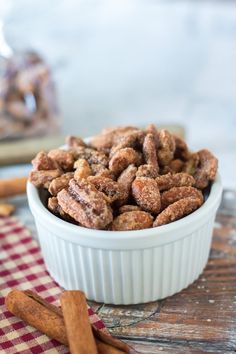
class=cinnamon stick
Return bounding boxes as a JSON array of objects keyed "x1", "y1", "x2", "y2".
[
  {"x1": 5, "y1": 289, "x2": 129, "y2": 354},
  {"x1": 60, "y1": 291, "x2": 98, "y2": 354},
  {"x1": 0, "y1": 177, "x2": 27, "y2": 198},
  {"x1": 5, "y1": 289, "x2": 67, "y2": 345}
]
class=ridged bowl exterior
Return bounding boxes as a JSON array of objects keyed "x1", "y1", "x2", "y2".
[{"x1": 27, "y1": 175, "x2": 222, "y2": 304}]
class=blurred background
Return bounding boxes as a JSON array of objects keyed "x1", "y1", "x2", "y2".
[{"x1": 0, "y1": 0, "x2": 235, "y2": 188}]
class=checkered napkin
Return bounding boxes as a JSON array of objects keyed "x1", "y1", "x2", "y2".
[{"x1": 0, "y1": 216, "x2": 106, "y2": 354}]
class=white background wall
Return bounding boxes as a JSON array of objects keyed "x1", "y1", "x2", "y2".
[{"x1": 1, "y1": 0, "x2": 236, "y2": 187}]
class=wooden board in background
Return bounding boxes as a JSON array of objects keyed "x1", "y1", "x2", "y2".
[
  {"x1": 0, "y1": 136, "x2": 65, "y2": 166},
  {"x1": 0, "y1": 124, "x2": 185, "y2": 166}
]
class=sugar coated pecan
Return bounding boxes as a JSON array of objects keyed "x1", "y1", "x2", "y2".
[
  {"x1": 109, "y1": 148, "x2": 142, "y2": 175},
  {"x1": 48, "y1": 196, "x2": 60, "y2": 214},
  {"x1": 110, "y1": 130, "x2": 145, "y2": 157},
  {"x1": 112, "y1": 211, "x2": 153, "y2": 231},
  {"x1": 90, "y1": 164, "x2": 115, "y2": 179},
  {"x1": 58, "y1": 179, "x2": 113, "y2": 229},
  {"x1": 72, "y1": 146, "x2": 108, "y2": 166},
  {"x1": 117, "y1": 164, "x2": 137, "y2": 187},
  {"x1": 65, "y1": 135, "x2": 87, "y2": 148},
  {"x1": 118, "y1": 205, "x2": 141, "y2": 214},
  {"x1": 143, "y1": 133, "x2": 159, "y2": 172},
  {"x1": 193, "y1": 149, "x2": 218, "y2": 189},
  {"x1": 48, "y1": 172, "x2": 74, "y2": 196},
  {"x1": 153, "y1": 197, "x2": 202, "y2": 227},
  {"x1": 174, "y1": 135, "x2": 190, "y2": 161},
  {"x1": 160, "y1": 159, "x2": 184, "y2": 175},
  {"x1": 30, "y1": 124, "x2": 218, "y2": 230},
  {"x1": 145, "y1": 124, "x2": 160, "y2": 149},
  {"x1": 116, "y1": 164, "x2": 137, "y2": 205},
  {"x1": 157, "y1": 129, "x2": 176, "y2": 166},
  {"x1": 161, "y1": 186, "x2": 204, "y2": 209},
  {"x1": 132, "y1": 177, "x2": 161, "y2": 214},
  {"x1": 136, "y1": 164, "x2": 159, "y2": 178},
  {"x1": 48, "y1": 149, "x2": 74, "y2": 171},
  {"x1": 184, "y1": 152, "x2": 199, "y2": 175},
  {"x1": 168, "y1": 159, "x2": 184, "y2": 173},
  {"x1": 31, "y1": 151, "x2": 58, "y2": 171},
  {"x1": 156, "y1": 172, "x2": 195, "y2": 191},
  {"x1": 88, "y1": 175, "x2": 127, "y2": 203},
  {"x1": 74, "y1": 159, "x2": 92, "y2": 181},
  {"x1": 90, "y1": 126, "x2": 138, "y2": 152},
  {"x1": 29, "y1": 169, "x2": 61, "y2": 188},
  {"x1": 48, "y1": 196, "x2": 74, "y2": 222}
]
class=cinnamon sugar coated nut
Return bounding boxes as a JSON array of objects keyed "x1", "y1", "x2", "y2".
[
  {"x1": 29, "y1": 124, "x2": 218, "y2": 230},
  {"x1": 112, "y1": 211, "x2": 153, "y2": 231},
  {"x1": 109, "y1": 148, "x2": 142, "y2": 175},
  {"x1": 49, "y1": 172, "x2": 74, "y2": 196},
  {"x1": 132, "y1": 177, "x2": 161, "y2": 214},
  {"x1": 153, "y1": 197, "x2": 203, "y2": 227},
  {"x1": 119, "y1": 205, "x2": 141, "y2": 214},
  {"x1": 74, "y1": 159, "x2": 92, "y2": 181},
  {"x1": 161, "y1": 186, "x2": 204, "y2": 209},
  {"x1": 156, "y1": 172, "x2": 195, "y2": 191}
]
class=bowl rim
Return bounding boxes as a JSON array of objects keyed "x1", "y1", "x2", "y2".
[{"x1": 27, "y1": 171, "x2": 222, "y2": 246}]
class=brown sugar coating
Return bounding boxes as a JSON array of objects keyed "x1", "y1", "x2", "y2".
[
  {"x1": 136, "y1": 164, "x2": 159, "y2": 178},
  {"x1": 58, "y1": 179, "x2": 113, "y2": 229},
  {"x1": 110, "y1": 130, "x2": 145, "y2": 157},
  {"x1": 112, "y1": 211, "x2": 153, "y2": 231},
  {"x1": 168, "y1": 159, "x2": 184, "y2": 173},
  {"x1": 193, "y1": 149, "x2": 218, "y2": 189},
  {"x1": 65, "y1": 135, "x2": 87, "y2": 148},
  {"x1": 118, "y1": 205, "x2": 141, "y2": 214},
  {"x1": 31, "y1": 151, "x2": 58, "y2": 171},
  {"x1": 153, "y1": 197, "x2": 202, "y2": 227},
  {"x1": 157, "y1": 129, "x2": 176, "y2": 166},
  {"x1": 87, "y1": 175, "x2": 128, "y2": 203},
  {"x1": 72, "y1": 146, "x2": 108, "y2": 167},
  {"x1": 48, "y1": 149, "x2": 74, "y2": 171},
  {"x1": 132, "y1": 177, "x2": 161, "y2": 214},
  {"x1": 145, "y1": 124, "x2": 160, "y2": 149},
  {"x1": 29, "y1": 170, "x2": 61, "y2": 189},
  {"x1": 29, "y1": 124, "x2": 218, "y2": 230},
  {"x1": 48, "y1": 196, "x2": 60, "y2": 214},
  {"x1": 109, "y1": 148, "x2": 142, "y2": 175},
  {"x1": 117, "y1": 164, "x2": 137, "y2": 205},
  {"x1": 161, "y1": 186, "x2": 204, "y2": 209},
  {"x1": 174, "y1": 135, "x2": 190, "y2": 161},
  {"x1": 90, "y1": 126, "x2": 138, "y2": 152},
  {"x1": 156, "y1": 172, "x2": 195, "y2": 191},
  {"x1": 184, "y1": 152, "x2": 200, "y2": 175},
  {"x1": 117, "y1": 164, "x2": 137, "y2": 189},
  {"x1": 74, "y1": 159, "x2": 92, "y2": 181},
  {"x1": 48, "y1": 196, "x2": 73, "y2": 222},
  {"x1": 48, "y1": 172, "x2": 74, "y2": 196},
  {"x1": 143, "y1": 133, "x2": 159, "y2": 172}
]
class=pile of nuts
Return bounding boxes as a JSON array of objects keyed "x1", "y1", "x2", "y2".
[
  {"x1": 29, "y1": 125, "x2": 218, "y2": 231},
  {"x1": 0, "y1": 51, "x2": 59, "y2": 140}
]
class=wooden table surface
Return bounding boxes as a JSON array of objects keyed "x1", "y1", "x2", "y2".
[{"x1": 90, "y1": 189, "x2": 236, "y2": 353}]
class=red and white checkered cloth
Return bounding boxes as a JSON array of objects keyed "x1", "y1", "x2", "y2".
[{"x1": 0, "y1": 216, "x2": 106, "y2": 354}]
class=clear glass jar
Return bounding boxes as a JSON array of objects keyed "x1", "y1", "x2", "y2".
[{"x1": 0, "y1": 50, "x2": 60, "y2": 140}]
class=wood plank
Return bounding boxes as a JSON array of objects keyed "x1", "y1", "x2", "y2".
[
  {"x1": 0, "y1": 136, "x2": 65, "y2": 166},
  {"x1": 0, "y1": 124, "x2": 185, "y2": 166},
  {"x1": 89, "y1": 190, "x2": 236, "y2": 353}
]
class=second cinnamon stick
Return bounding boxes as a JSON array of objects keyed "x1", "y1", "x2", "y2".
[{"x1": 61, "y1": 291, "x2": 98, "y2": 354}]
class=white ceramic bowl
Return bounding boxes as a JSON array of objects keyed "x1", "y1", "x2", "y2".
[{"x1": 27, "y1": 174, "x2": 222, "y2": 304}]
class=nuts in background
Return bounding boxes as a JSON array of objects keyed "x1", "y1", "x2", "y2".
[{"x1": 29, "y1": 125, "x2": 218, "y2": 231}]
